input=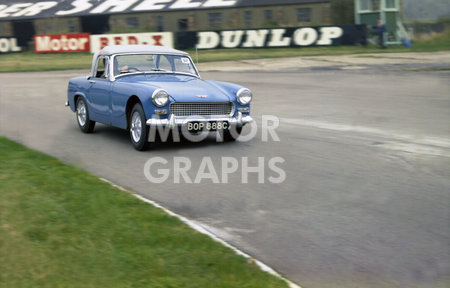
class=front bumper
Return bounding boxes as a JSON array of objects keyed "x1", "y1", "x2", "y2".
[{"x1": 146, "y1": 112, "x2": 253, "y2": 129}]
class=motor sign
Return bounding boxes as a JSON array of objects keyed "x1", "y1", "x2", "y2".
[{"x1": 34, "y1": 33, "x2": 90, "y2": 53}]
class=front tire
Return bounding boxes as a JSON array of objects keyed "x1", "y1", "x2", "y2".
[
  {"x1": 129, "y1": 103, "x2": 150, "y2": 151},
  {"x1": 223, "y1": 126, "x2": 243, "y2": 142},
  {"x1": 76, "y1": 97, "x2": 95, "y2": 133}
]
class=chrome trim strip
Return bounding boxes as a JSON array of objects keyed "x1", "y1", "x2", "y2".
[
  {"x1": 238, "y1": 107, "x2": 250, "y2": 113},
  {"x1": 154, "y1": 109, "x2": 168, "y2": 115},
  {"x1": 146, "y1": 112, "x2": 253, "y2": 128}
]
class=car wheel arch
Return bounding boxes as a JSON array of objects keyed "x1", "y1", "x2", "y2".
[
  {"x1": 74, "y1": 94, "x2": 81, "y2": 104},
  {"x1": 126, "y1": 95, "x2": 142, "y2": 130},
  {"x1": 73, "y1": 94, "x2": 86, "y2": 111}
]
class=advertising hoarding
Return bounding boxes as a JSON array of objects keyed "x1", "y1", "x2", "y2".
[
  {"x1": 90, "y1": 32, "x2": 173, "y2": 53},
  {"x1": 177, "y1": 25, "x2": 367, "y2": 50},
  {"x1": 0, "y1": 37, "x2": 22, "y2": 53},
  {"x1": 34, "y1": 33, "x2": 90, "y2": 53}
]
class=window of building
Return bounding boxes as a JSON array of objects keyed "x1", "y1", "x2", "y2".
[
  {"x1": 156, "y1": 16, "x2": 164, "y2": 32},
  {"x1": 45, "y1": 22, "x2": 53, "y2": 33},
  {"x1": 297, "y1": 8, "x2": 311, "y2": 22},
  {"x1": 188, "y1": 15, "x2": 195, "y2": 30},
  {"x1": 67, "y1": 20, "x2": 75, "y2": 33},
  {"x1": 360, "y1": 0, "x2": 370, "y2": 11},
  {"x1": 359, "y1": 0, "x2": 385, "y2": 11},
  {"x1": 81, "y1": 15, "x2": 110, "y2": 34},
  {"x1": 371, "y1": 0, "x2": 380, "y2": 10},
  {"x1": 385, "y1": 0, "x2": 396, "y2": 9},
  {"x1": 265, "y1": 10, "x2": 273, "y2": 21},
  {"x1": 125, "y1": 17, "x2": 139, "y2": 28},
  {"x1": 244, "y1": 10, "x2": 252, "y2": 26},
  {"x1": 208, "y1": 13, "x2": 222, "y2": 27},
  {"x1": 178, "y1": 18, "x2": 188, "y2": 31}
]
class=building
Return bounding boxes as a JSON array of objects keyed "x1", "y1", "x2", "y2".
[
  {"x1": 354, "y1": 0, "x2": 410, "y2": 44},
  {"x1": 0, "y1": 0, "x2": 331, "y2": 49}
]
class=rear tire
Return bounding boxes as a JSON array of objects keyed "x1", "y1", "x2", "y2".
[
  {"x1": 129, "y1": 103, "x2": 150, "y2": 151},
  {"x1": 76, "y1": 97, "x2": 95, "y2": 133}
]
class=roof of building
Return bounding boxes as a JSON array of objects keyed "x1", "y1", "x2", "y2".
[
  {"x1": 239, "y1": 0, "x2": 329, "y2": 6},
  {"x1": 0, "y1": 0, "x2": 331, "y2": 21}
]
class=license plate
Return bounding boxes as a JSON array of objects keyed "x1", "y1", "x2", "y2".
[{"x1": 187, "y1": 121, "x2": 229, "y2": 131}]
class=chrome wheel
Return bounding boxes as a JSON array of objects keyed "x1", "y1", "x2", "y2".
[
  {"x1": 130, "y1": 111, "x2": 142, "y2": 142},
  {"x1": 76, "y1": 98, "x2": 95, "y2": 133},
  {"x1": 77, "y1": 100, "x2": 87, "y2": 126},
  {"x1": 129, "y1": 103, "x2": 150, "y2": 151}
]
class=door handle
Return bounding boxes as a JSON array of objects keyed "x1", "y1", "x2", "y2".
[{"x1": 89, "y1": 80, "x2": 96, "y2": 84}]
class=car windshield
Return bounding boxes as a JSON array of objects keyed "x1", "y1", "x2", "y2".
[{"x1": 113, "y1": 54, "x2": 197, "y2": 77}]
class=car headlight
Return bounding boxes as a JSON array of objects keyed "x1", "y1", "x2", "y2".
[
  {"x1": 237, "y1": 88, "x2": 252, "y2": 105},
  {"x1": 152, "y1": 89, "x2": 169, "y2": 107}
]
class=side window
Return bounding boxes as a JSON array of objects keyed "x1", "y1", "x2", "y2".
[{"x1": 95, "y1": 57, "x2": 108, "y2": 78}]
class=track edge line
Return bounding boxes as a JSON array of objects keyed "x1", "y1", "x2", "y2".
[{"x1": 99, "y1": 177, "x2": 301, "y2": 288}]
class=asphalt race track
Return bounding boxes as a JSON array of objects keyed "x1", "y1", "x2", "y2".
[{"x1": 1, "y1": 55, "x2": 449, "y2": 288}]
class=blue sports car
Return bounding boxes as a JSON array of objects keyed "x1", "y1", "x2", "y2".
[{"x1": 66, "y1": 45, "x2": 253, "y2": 150}]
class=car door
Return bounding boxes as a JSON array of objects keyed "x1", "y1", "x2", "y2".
[{"x1": 86, "y1": 56, "x2": 111, "y2": 124}]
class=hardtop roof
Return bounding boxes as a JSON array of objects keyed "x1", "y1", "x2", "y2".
[
  {"x1": 90, "y1": 45, "x2": 192, "y2": 78},
  {"x1": 98, "y1": 45, "x2": 188, "y2": 56}
]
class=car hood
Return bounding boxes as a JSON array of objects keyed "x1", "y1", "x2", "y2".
[{"x1": 135, "y1": 74, "x2": 233, "y2": 102}]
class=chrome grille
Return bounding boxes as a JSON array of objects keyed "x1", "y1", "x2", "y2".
[{"x1": 170, "y1": 102, "x2": 234, "y2": 117}]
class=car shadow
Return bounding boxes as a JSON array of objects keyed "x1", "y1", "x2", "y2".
[{"x1": 92, "y1": 124, "x2": 237, "y2": 151}]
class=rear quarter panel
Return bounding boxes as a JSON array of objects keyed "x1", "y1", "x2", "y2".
[{"x1": 67, "y1": 76, "x2": 90, "y2": 112}]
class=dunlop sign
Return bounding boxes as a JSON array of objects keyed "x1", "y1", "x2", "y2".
[{"x1": 177, "y1": 25, "x2": 367, "y2": 50}]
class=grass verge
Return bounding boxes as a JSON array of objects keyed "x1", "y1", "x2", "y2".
[
  {"x1": 0, "y1": 136, "x2": 288, "y2": 288},
  {"x1": 0, "y1": 31, "x2": 448, "y2": 73}
]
